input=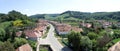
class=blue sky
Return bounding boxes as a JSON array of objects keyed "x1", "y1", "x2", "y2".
[{"x1": 0, "y1": 0, "x2": 120, "y2": 15}]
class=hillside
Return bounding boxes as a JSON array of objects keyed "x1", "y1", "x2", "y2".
[
  {"x1": 30, "y1": 11, "x2": 120, "y2": 22},
  {"x1": 30, "y1": 14, "x2": 59, "y2": 19}
]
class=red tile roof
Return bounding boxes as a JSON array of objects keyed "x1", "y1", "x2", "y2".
[
  {"x1": 24, "y1": 29, "x2": 41, "y2": 38},
  {"x1": 16, "y1": 44, "x2": 32, "y2": 51},
  {"x1": 56, "y1": 24, "x2": 71, "y2": 32},
  {"x1": 71, "y1": 27, "x2": 83, "y2": 32},
  {"x1": 80, "y1": 23, "x2": 92, "y2": 28}
]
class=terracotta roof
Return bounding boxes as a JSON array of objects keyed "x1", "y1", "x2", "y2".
[
  {"x1": 24, "y1": 29, "x2": 41, "y2": 38},
  {"x1": 108, "y1": 41, "x2": 120, "y2": 51},
  {"x1": 71, "y1": 27, "x2": 83, "y2": 32},
  {"x1": 80, "y1": 23, "x2": 92, "y2": 28},
  {"x1": 16, "y1": 44, "x2": 32, "y2": 51},
  {"x1": 24, "y1": 20, "x2": 48, "y2": 38},
  {"x1": 35, "y1": 26, "x2": 46, "y2": 32},
  {"x1": 38, "y1": 19, "x2": 48, "y2": 23},
  {"x1": 56, "y1": 24, "x2": 71, "y2": 32}
]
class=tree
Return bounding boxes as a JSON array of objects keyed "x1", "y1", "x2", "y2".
[
  {"x1": 28, "y1": 40, "x2": 36, "y2": 51},
  {"x1": 0, "y1": 13, "x2": 9, "y2": 22},
  {"x1": 68, "y1": 31, "x2": 81, "y2": 51},
  {"x1": 0, "y1": 28, "x2": 6, "y2": 41},
  {"x1": 8, "y1": 10, "x2": 29, "y2": 21},
  {"x1": 8, "y1": 10, "x2": 22, "y2": 20},
  {"x1": 111, "y1": 24, "x2": 118, "y2": 29},
  {"x1": 91, "y1": 39, "x2": 98, "y2": 51},
  {"x1": 87, "y1": 32, "x2": 98, "y2": 40},
  {"x1": 22, "y1": 20, "x2": 35, "y2": 27},
  {"x1": 13, "y1": 20, "x2": 24, "y2": 27},
  {"x1": 113, "y1": 29, "x2": 120, "y2": 39},
  {"x1": 80, "y1": 36, "x2": 92, "y2": 51},
  {"x1": 4, "y1": 27, "x2": 17, "y2": 42},
  {"x1": 11, "y1": 29, "x2": 16, "y2": 42},
  {"x1": 0, "y1": 41, "x2": 15, "y2": 51},
  {"x1": 14, "y1": 38, "x2": 28, "y2": 49}
]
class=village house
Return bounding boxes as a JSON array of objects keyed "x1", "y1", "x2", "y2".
[
  {"x1": 49, "y1": 21, "x2": 84, "y2": 35},
  {"x1": 24, "y1": 29, "x2": 42, "y2": 41},
  {"x1": 16, "y1": 19, "x2": 49, "y2": 41},
  {"x1": 108, "y1": 41, "x2": 120, "y2": 51},
  {"x1": 36, "y1": 23, "x2": 47, "y2": 35},
  {"x1": 80, "y1": 22, "x2": 92, "y2": 28},
  {"x1": 71, "y1": 27, "x2": 83, "y2": 32},
  {"x1": 102, "y1": 22, "x2": 112, "y2": 28},
  {"x1": 55, "y1": 24, "x2": 71, "y2": 35},
  {"x1": 50, "y1": 21, "x2": 83, "y2": 34},
  {"x1": 16, "y1": 26, "x2": 46, "y2": 41},
  {"x1": 37, "y1": 19, "x2": 48, "y2": 24},
  {"x1": 49, "y1": 21, "x2": 60, "y2": 26},
  {"x1": 36, "y1": 19, "x2": 49, "y2": 34},
  {"x1": 34, "y1": 26, "x2": 45, "y2": 36},
  {"x1": 16, "y1": 44, "x2": 32, "y2": 51},
  {"x1": 95, "y1": 20, "x2": 112, "y2": 28}
]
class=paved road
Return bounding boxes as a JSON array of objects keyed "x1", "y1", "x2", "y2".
[
  {"x1": 39, "y1": 24, "x2": 72, "y2": 51},
  {"x1": 36, "y1": 38, "x2": 40, "y2": 51}
]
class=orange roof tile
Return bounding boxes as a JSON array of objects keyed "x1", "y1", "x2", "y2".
[{"x1": 16, "y1": 44, "x2": 32, "y2": 51}]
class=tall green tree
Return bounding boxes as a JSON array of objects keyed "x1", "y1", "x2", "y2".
[
  {"x1": 0, "y1": 13, "x2": 9, "y2": 22},
  {"x1": 0, "y1": 41, "x2": 15, "y2": 51},
  {"x1": 80, "y1": 36, "x2": 92, "y2": 51},
  {"x1": 87, "y1": 32, "x2": 98, "y2": 40},
  {"x1": 13, "y1": 20, "x2": 24, "y2": 27},
  {"x1": 0, "y1": 28, "x2": 6, "y2": 41},
  {"x1": 8, "y1": 10, "x2": 28, "y2": 21},
  {"x1": 68, "y1": 31, "x2": 81, "y2": 51},
  {"x1": 14, "y1": 38, "x2": 28, "y2": 49},
  {"x1": 4, "y1": 27, "x2": 17, "y2": 42}
]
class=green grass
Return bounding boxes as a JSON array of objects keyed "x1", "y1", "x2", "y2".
[
  {"x1": 57, "y1": 38, "x2": 68, "y2": 46},
  {"x1": 39, "y1": 45, "x2": 51, "y2": 51},
  {"x1": 112, "y1": 38, "x2": 120, "y2": 43},
  {"x1": 40, "y1": 46, "x2": 48, "y2": 51},
  {"x1": 28, "y1": 40, "x2": 37, "y2": 51}
]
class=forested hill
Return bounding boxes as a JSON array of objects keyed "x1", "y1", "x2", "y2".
[
  {"x1": 30, "y1": 14, "x2": 59, "y2": 19},
  {"x1": 30, "y1": 11, "x2": 120, "y2": 21}
]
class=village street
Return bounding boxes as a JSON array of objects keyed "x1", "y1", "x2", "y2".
[{"x1": 38, "y1": 23, "x2": 72, "y2": 51}]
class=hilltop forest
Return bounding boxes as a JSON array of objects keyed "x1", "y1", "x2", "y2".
[{"x1": 30, "y1": 11, "x2": 120, "y2": 22}]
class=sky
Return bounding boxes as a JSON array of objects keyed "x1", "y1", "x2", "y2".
[{"x1": 0, "y1": 0, "x2": 120, "y2": 16}]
